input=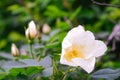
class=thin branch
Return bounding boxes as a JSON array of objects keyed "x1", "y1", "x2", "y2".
[{"x1": 91, "y1": 0, "x2": 120, "y2": 8}]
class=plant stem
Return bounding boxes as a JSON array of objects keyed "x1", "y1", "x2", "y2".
[
  {"x1": 62, "y1": 67, "x2": 77, "y2": 80},
  {"x1": 87, "y1": 75, "x2": 92, "y2": 80},
  {"x1": 30, "y1": 43, "x2": 34, "y2": 59},
  {"x1": 14, "y1": 57, "x2": 19, "y2": 61},
  {"x1": 52, "y1": 60, "x2": 58, "y2": 80}
]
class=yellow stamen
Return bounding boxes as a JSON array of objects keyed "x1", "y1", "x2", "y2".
[{"x1": 64, "y1": 46, "x2": 85, "y2": 62}]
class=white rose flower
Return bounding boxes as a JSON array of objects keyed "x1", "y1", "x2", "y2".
[
  {"x1": 60, "y1": 25, "x2": 107, "y2": 73},
  {"x1": 25, "y1": 20, "x2": 37, "y2": 40}
]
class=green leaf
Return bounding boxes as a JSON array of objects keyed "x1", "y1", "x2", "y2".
[
  {"x1": 1, "y1": 56, "x2": 52, "y2": 72},
  {"x1": 0, "y1": 70, "x2": 6, "y2": 80},
  {"x1": 0, "y1": 52, "x2": 13, "y2": 59},
  {"x1": 0, "y1": 39, "x2": 7, "y2": 49},
  {"x1": 44, "y1": 5, "x2": 68, "y2": 18},
  {"x1": 41, "y1": 34, "x2": 50, "y2": 42},
  {"x1": 26, "y1": 67, "x2": 43, "y2": 76},
  {"x1": 38, "y1": 56, "x2": 52, "y2": 68},
  {"x1": 49, "y1": 29, "x2": 61, "y2": 37},
  {"x1": 69, "y1": 7, "x2": 81, "y2": 21},
  {"x1": 92, "y1": 68, "x2": 120, "y2": 80},
  {"x1": 1, "y1": 61, "x2": 26, "y2": 72},
  {"x1": 7, "y1": 4, "x2": 26, "y2": 14},
  {"x1": 9, "y1": 68, "x2": 25, "y2": 77},
  {"x1": 45, "y1": 42, "x2": 60, "y2": 48},
  {"x1": 42, "y1": 67, "x2": 53, "y2": 77},
  {"x1": 20, "y1": 59, "x2": 39, "y2": 66},
  {"x1": 8, "y1": 31, "x2": 25, "y2": 42}
]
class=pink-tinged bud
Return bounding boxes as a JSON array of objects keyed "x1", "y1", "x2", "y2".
[
  {"x1": 25, "y1": 20, "x2": 38, "y2": 40},
  {"x1": 42, "y1": 24, "x2": 51, "y2": 34},
  {"x1": 11, "y1": 43, "x2": 19, "y2": 57}
]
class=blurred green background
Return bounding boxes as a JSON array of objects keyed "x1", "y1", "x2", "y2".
[
  {"x1": 0, "y1": 0, "x2": 120, "y2": 80},
  {"x1": 0, "y1": 0, "x2": 120, "y2": 52}
]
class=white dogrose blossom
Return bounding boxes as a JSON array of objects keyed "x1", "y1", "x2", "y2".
[
  {"x1": 25, "y1": 20, "x2": 37, "y2": 39},
  {"x1": 60, "y1": 25, "x2": 107, "y2": 73}
]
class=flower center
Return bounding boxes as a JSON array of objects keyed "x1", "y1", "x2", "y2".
[{"x1": 63, "y1": 46, "x2": 85, "y2": 62}]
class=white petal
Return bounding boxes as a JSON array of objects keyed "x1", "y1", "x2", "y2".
[
  {"x1": 60, "y1": 55, "x2": 77, "y2": 66},
  {"x1": 61, "y1": 38, "x2": 75, "y2": 66},
  {"x1": 62, "y1": 37, "x2": 72, "y2": 54},
  {"x1": 62, "y1": 37, "x2": 72, "y2": 49},
  {"x1": 93, "y1": 40, "x2": 107, "y2": 57},
  {"x1": 85, "y1": 31, "x2": 95, "y2": 40},
  {"x1": 81, "y1": 40, "x2": 107, "y2": 59},
  {"x1": 66, "y1": 25, "x2": 85, "y2": 39},
  {"x1": 29, "y1": 21, "x2": 37, "y2": 33},
  {"x1": 25, "y1": 28, "x2": 29, "y2": 38},
  {"x1": 77, "y1": 25, "x2": 85, "y2": 32},
  {"x1": 66, "y1": 30, "x2": 95, "y2": 46},
  {"x1": 63, "y1": 25, "x2": 95, "y2": 47},
  {"x1": 29, "y1": 21, "x2": 36, "y2": 29},
  {"x1": 72, "y1": 58, "x2": 95, "y2": 73},
  {"x1": 82, "y1": 40, "x2": 95, "y2": 59},
  {"x1": 61, "y1": 34, "x2": 74, "y2": 66}
]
